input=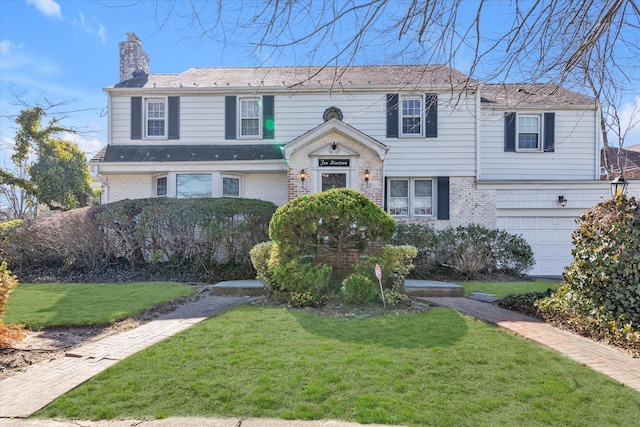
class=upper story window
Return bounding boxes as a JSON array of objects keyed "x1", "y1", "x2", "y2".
[
  {"x1": 225, "y1": 95, "x2": 274, "y2": 140},
  {"x1": 223, "y1": 176, "x2": 240, "y2": 197},
  {"x1": 146, "y1": 98, "x2": 166, "y2": 137},
  {"x1": 518, "y1": 115, "x2": 541, "y2": 150},
  {"x1": 131, "y1": 96, "x2": 179, "y2": 140},
  {"x1": 505, "y1": 112, "x2": 555, "y2": 153},
  {"x1": 401, "y1": 96, "x2": 423, "y2": 136},
  {"x1": 388, "y1": 178, "x2": 434, "y2": 217},
  {"x1": 240, "y1": 98, "x2": 261, "y2": 137},
  {"x1": 386, "y1": 93, "x2": 438, "y2": 138}
]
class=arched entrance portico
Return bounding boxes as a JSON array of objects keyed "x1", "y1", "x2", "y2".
[{"x1": 284, "y1": 117, "x2": 388, "y2": 206}]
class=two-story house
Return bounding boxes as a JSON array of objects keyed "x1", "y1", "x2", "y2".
[{"x1": 91, "y1": 33, "x2": 637, "y2": 277}]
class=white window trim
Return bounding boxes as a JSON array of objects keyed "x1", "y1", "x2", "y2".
[
  {"x1": 144, "y1": 96, "x2": 168, "y2": 139},
  {"x1": 154, "y1": 175, "x2": 168, "y2": 198},
  {"x1": 222, "y1": 174, "x2": 242, "y2": 198},
  {"x1": 516, "y1": 113, "x2": 543, "y2": 152},
  {"x1": 388, "y1": 178, "x2": 435, "y2": 218},
  {"x1": 238, "y1": 96, "x2": 262, "y2": 139},
  {"x1": 399, "y1": 94, "x2": 424, "y2": 138}
]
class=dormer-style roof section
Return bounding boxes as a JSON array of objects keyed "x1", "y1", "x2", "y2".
[
  {"x1": 111, "y1": 65, "x2": 474, "y2": 90},
  {"x1": 284, "y1": 118, "x2": 388, "y2": 160},
  {"x1": 481, "y1": 83, "x2": 595, "y2": 107}
]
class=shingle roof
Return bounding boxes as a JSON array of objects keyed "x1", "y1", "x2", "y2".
[
  {"x1": 601, "y1": 146, "x2": 640, "y2": 179},
  {"x1": 112, "y1": 65, "x2": 474, "y2": 89},
  {"x1": 481, "y1": 83, "x2": 594, "y2": 107},
  {"x1": 90, "y1": 144, "x2": 285, "y2": 163}
]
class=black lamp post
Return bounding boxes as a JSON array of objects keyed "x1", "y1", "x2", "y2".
[{"x1": 611, "y1": 175, "x2": 628, "y2": 197}]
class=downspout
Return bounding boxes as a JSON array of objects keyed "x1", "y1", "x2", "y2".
[
  {"x1": 595, "y1": 104, "x2": 602, "y2": 180},
  {"x1": 475, "y1": 85, "x2": 483, "y2": 181}
]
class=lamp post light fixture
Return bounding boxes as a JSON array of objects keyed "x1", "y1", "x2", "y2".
[
  {"x1": 611, "y1": 174, "x2": 628, "y2": 197},
  {"x1": 558, "y1": 195, "x2": 567, "y2": 207},
  {"x1": 299, "y1": 169, "x2": 307, "y2": 183}
]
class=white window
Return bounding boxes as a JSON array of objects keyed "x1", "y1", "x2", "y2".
[
  {"x1": 222, "y1": 176, "x2": 240, "y2": 197},
  {"x1": 401, "y1": 96, "x2": 423, "y2": 136},
  {"x1": 517, "y1": 115, "x2": 541, "y2": 150},
  {"x1": 240, "y1": 98, "x2": 261, "y2": 137},
  {"x1": 389, "y1": 178, "x2": 434, "y2": 217},
  {"x1": 145, "y1": 98, "x2": 166, "y2": 137},
  {"x1": 176, "y1": 174, "x2": 212, "y2": 198},
  {"x1": 155, "y1": 176, "x2": 167, "y2": 197}
]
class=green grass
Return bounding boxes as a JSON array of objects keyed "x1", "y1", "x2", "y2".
[
  {"x1": 461, "y1": 280, "x2": 559, "y2": 297},
  {"x1": 4, "y1": 282, "x2": 194, "y2": 328},
  {"x1": 36, "y1": 306, "x2": 640, "y2": 426}
]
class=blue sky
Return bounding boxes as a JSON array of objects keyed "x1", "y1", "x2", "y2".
[{"x1": 1, "y1": 0, "x2": 639, "y2": 168}]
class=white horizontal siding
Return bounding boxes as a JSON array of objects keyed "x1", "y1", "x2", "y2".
[
  {"x1": 108, "y1": 91, "x2": 477, "y2": 179},
  {"x1": 385, "y1": 93, "x2": 477, "y2": 176},
  {"x1": 480, "y1": 108, "x2": 598, "y2": 180}
]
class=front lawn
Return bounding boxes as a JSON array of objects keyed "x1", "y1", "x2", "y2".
[
  {"x1": 35, "y1": 305, "x2": 639, "y2": 426},
  {"x1": 4, "y1": 282, "x2": 194, "y2": 328},
  {"x1": 462, "y1": 280, "x2": 558, "y2": 297}
]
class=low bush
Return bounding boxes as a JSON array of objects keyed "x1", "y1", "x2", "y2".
[
  {"x1": 354, "y1": 245, "x2": 417, "y2": 291},
  {"x1": 272, "y1": 260, "x2": 333, "y2": 307},
  {"x1": 341, "y1": 274, "x2": 378, "y2": 304},
  {"x1": 0, "y1": 262, "x2": 25, "y2": 347},
  {"x1": 393, "y1": 223, "x2": 534, "y2": 279}
]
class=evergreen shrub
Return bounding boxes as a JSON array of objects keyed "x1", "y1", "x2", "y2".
[
  {"x1": 536, "y1": 195, "x2": 640, "y2": 350},
  {"x1": 341, "y1": 274, "x2": 378, "y2": 305}
]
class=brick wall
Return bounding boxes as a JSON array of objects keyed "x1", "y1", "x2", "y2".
[
  {"x1": 104, "y1": 175, "x2": 152, "y2": 203},
  {"x1": 396, "y1": 177, "x2": 497, "y2": 230}
]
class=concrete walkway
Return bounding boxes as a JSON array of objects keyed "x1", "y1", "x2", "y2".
[
  {"x1": 420, "y1": 297, "x2": 640, "y2": 392},
  {"x1": 0, "y1": 295, "x2": 255, "y2": 419}
]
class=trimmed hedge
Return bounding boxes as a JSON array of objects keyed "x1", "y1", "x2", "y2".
[{"x1": 0, "y1": 197, "x2": 277, "y2": 282}]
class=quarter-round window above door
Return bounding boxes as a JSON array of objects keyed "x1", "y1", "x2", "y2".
[{"x1": 323, "y1": 106, "x2": 343, "y2": 121}]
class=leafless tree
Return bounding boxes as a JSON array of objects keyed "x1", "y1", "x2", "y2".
[{"x1": 141, "y1": 0, "x2": 640, "y2": 170}]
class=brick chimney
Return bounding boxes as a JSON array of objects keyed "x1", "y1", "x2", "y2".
[{"x1": 119, "y1": 32, "x2": 149, "y2": 82}]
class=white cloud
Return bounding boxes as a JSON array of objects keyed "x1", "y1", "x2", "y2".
[
  {"x1": 72, "y1": 11, "x2": 107, "y2": 45},
  {"x1": 97, "y1": 23, "x2": 106, "y2": 44},
  {"x1": 619, "y1": 95, "x2": 640, "y2": 146},
  {"x1": 26, "y1": 0, "x2": 62, "y2": 19}
]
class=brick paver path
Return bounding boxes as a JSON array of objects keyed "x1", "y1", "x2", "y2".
[
  {"x1": 0, "y1": 295, "x2": 255, "y2": 418},
  {"x1": 420, "y1": 297, "x2": 640, "y2": 392}
]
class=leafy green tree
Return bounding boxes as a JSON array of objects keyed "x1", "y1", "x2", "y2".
[{"x1": 2, "y1": 108, "x2": 93, "y2": 211}]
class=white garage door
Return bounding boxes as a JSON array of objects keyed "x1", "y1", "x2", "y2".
[{"x1": 497, "y1": 215, "x2": 577, "y2": 277}]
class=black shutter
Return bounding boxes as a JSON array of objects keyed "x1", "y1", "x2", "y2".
[
  {"x1": 168, "y1": 96, "x2": 180, "y2": 139},
  {"x1": 386, "y1": 94, "x2": 399, "y2": 138},
  {"x1": 263, "y1": 95, "x2": 274, "y2": 139},
  {"x1": 544, "y1": 112, "x2": 555, "y2": 152},
  {"x1": 504, "y1": 112, "x2": 516, "y2": 152},
  {"x1": 425, "y1": 93, "x2": 438, "y2": 137},
  {"x1": 131, "y1": 97, "x2": 142, "y2": 140},
  {"x1": 437, "y1": 177, "x2": 450, "y2": 220},
  {"x1": 225, "y1": 96, "x2": 237, "y2": 139}
]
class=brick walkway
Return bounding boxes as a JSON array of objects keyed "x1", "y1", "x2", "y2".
[
  {"x1": 420, "y1": 297, "x2": 640, "y2": 392},
  {"x1": 0, "y1": 295, "x2": 255, "y2": 418}
]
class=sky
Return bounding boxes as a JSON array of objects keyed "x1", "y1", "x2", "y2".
[{"x1": 1, "y1": 0, "x2": 639, "y2": 169}]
